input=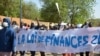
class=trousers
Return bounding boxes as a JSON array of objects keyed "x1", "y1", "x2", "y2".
[{"x1": 0, "y1": 52, "x2": 11, "y2": 56}]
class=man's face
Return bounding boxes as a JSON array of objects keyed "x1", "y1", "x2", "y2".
[{"x1": 68, "y1": 24, "x2": 71, "y2": 27}]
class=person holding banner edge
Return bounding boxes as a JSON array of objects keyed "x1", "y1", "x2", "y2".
[
  {"x1": 80, "y1": 21, "x2": 92, "y2": 56},
  {"x1": 63, "y1": 23, "x2": 76, "y2": 56},
  {"x1": 30, "y1": 18, "x2": 46, "y2": 56}
]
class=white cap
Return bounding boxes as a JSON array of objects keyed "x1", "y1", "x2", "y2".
[
  {"x1": 61, "y1": 22, "x2": 67, "y2": 25},
  {"x1": 77, "y1": 24, "x2": 82, "y2": 28},
  {"x1": 50, "y1": 23, "x2": 54, "y2": 27}
]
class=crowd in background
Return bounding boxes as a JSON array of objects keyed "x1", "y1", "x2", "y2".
[{"x1": 0, "y1": 17, "x2": 95, "y2": 56}]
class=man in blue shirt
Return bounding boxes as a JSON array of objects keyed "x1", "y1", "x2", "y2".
[{"x1": 0, "y1": 18, "x2": 16, "y2": 56}]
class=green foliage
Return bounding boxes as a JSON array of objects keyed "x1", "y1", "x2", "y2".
[
  {"x1": 69, "y1": 0, "x2": 96, "y2": 24},
  {"x1": 0, "y1": 0, "x2": 40, "y2": 20},
  {"x1": 90, "y1": 19, "x2": 100, "y2": 26},
  {"x1": 0, "y1": 0, "x2": 20, "y2": 17},
  {"x1": 40, "y1": 0, "x2": 96, "y2": 24},
  {"x1": 22, "y1": 1, "x2": 40, "y2": 20},
  {"x1": 40, "y1": 0, "x2": 68, "y2": 22}
]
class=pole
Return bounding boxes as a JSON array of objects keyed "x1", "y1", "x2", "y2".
[{"x1": 20, "y1": 0, "x2": 22, "y2": 28}]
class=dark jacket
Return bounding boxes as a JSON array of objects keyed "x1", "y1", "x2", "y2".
[{"x1": 0, "y1": 18, "x2": 16, "y2": 52}]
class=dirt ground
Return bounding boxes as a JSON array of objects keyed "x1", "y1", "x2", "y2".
[
  {"x1": 16, "y1": 52, "x2": 82, "y2": 56},
  {"x1": 16, "y1": 52, "x2": 100, "y2": 56}
]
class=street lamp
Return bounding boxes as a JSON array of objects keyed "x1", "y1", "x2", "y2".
[{"x1": 20, "y1": 0, "x2": 22, "y2": 28}]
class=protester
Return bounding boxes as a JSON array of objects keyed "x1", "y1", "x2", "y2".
[
  {"x1": 20, "y1": 22, "x2": 29, "y2": 56},
  {"x1": 12, "y1": 21, "x2": 20, "y2": 56},
  {"x1": 81, "y1": 21, "x2": 92, "y2": 28},
  {"x1": 40, "y1": 24, "x2": 47, "y2": 30},
  {"x1": 30, "y1": 18, "x2": 46, "y2": 56},
  {"x1": 49, "y1": 23, "x2": 58, "y2": 56},
  {"x1": 30, "y1": 21, "x2": 37, "y2": 56},
  {"x1": 30, "y1": 22, "x2": 36, "y2": 56},
  {"x1": 0, "y1": 18, "x2": 16, "y2": 56},
  {"x1": 30, "y1": 21, "x2": 35, "y2": 29},
  {"x1": 63, "y1": 23, "x2": 69, "y2": 56},
  {"x1": 49, "y1": 23, "x2": 55, "y2": 30},
  {"x1": 39, "y1": 24, "x2": 47, "y2": 56},
  {"x1": 63, "y1": 23, "x2": 76, "y2": 56},
  {"x1": 80, "y1": 21, "x2": 92, "y2": 56},
  {"x1": 12, "y1": 21, "x2": 20, "y2": 33}
]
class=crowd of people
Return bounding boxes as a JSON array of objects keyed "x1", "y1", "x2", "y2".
[{"x1": 0, "y1": 17, "x2": 95, "y2": 56}]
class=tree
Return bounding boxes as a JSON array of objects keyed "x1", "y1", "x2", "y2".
[
  {"x1": 22, "y1": 1, "x2": 40, "y2": 20},
  {"x1": 67, "y1": 0, "x2": 96, "y2": 24},
  {"x1": 40, "y1": 0, "x2": 96, "y2": 24},
  {"x1": 90, "y1": 18, "x2": 100, "y2": 26},
  {"x1": 0, "y1": 0, "x2": 40, "y2": 20},
  {"x1": 0, "y1": 0, "x2": 20, "y2": 17},
  {"x1": 40, "y1": 0, "x2": 68, "y2": 22}
]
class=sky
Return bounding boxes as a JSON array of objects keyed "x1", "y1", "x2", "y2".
[
  {"x1": 93, "y1": 0, "x2": 100, "y2": 18},
  {"x1": 24, "y1": 0, "x2": 100, "y2": 18}
]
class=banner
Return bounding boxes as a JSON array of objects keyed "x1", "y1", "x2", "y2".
[{"x1": 16, "y1": 27, "x2": 100, "y2": 53}]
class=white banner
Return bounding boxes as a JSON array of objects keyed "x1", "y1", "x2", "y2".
[{"x1": 16, "y1": 27, "x2": 100, "y2": 53}]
